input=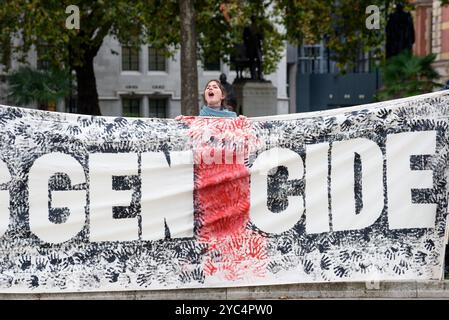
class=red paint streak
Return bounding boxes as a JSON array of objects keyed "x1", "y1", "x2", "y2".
[{"x1": 182, "y1": 116, "x2": 267, "y2": 281}]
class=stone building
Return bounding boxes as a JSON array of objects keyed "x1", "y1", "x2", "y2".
[
  {"x1": 0, "y1": 36, "x2": 289, "y2": 117},
  {"x1": 413, "y1": 0, "x2": 449, "y2": 82}
]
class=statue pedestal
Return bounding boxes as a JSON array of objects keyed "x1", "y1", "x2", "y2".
[{"x1": 233, "y1": 80, "x2": 277, "y2": 117}]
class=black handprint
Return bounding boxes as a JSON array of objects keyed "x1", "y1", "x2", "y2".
[
  {"x1": 350, "y1": 251, "x2": 363, "y2": 262},
  {"x1": 320, "y1": 255, "x2": 331, "y2": 270},
  {"x1": 324, "y1": 117, "x2": 337, "y2": 128},
  {"x1": 65, "y1": 256, "x2": 75, "y2": 266},
  {"x1": 334, "y1": 265, "x2": 348, "y2": 278},
  {"x1": 72, "y1": 252, "x2": 87, "y2": 264},
  {"x1": 106, "y1": 268, "x2": 120, "y2": 283},
  {"x1": 277, "y1": 237, "x2": 293, "y2": 254},
  {"x1": 424, "y1": 239, "x2": 435, "y2": 251},
  {"x1": 190, "y1": 268, "x2": 204, "y2": 283},
  {"x1": 84, "y1": 245, "x2": 100, "y2": 260},
  {"x1": 359, "y1": 262, "x2": 371, "y2": 274},
  {"x1": 101, "y1": 250, "x2": 116, "y2": 263},
  {"x1": 77, "y1": 117, "x2": 93, "y2": 128},
  {"x1": 49, "y1": 254, "x2": 69, "y2": 272},
  {"x1": 137, "y1": 272, "x2": 152, "y2": 287},
  {"x1": 27, "y1": 275, "x2": 39, "y2": 288},
  {"x1": 385, "y1": 246, "x2": 399, "y2": 260},
  {"x1": 114, "y1": 117, "x2": 128, "y2": 128},
  {"x1": 180, "y1": 268, "x2": 204, "y2": 283},
  {"x1": 179, "y1": 270, "x2": 191, "y2": 284},
  {"x1": 19, "y1": 255, "x2": 31, "y2": 270},
  {"x1": 123, "y1": 245, "x2": 141, "y2": 257},
  {"x1": 400, "y1": 245, "x2": 413, "y2": 258},
  {"x1": 341, "y1": 119, "x2": 352, "y2": 131},
  {"x1": 339, "y1": 250, "x2": 350, "y2": 263},
  {"x1": 377, "y1": 108, "x2": 391, "y2": 120},
  {"x1": 393, "y1": 265, "x2": 404, "y2": 275},
  {"x1": 116, "y1": 248, "x2": 130, "y2": 263},
  {"x1": 35, "y1": 258, "x2": 47, "y2": 271},
  {"x1": 49, "y1": 253, "x2": 62, "y2": 266},
  {"x1": 393, "y1": 260, "x2": 409, "y2": 275},
  {"x1": 36, "y1": 246, "x2": 50, "y2": 256},
  {"x1": 268, "y1": 261, "x2": 282, "y2": 274},
  {"x1": 318, "y1": 241, "x2": 331, "y2": 253},
  {"x1": 173, "y1": 243, "x2": 185, "y2": 259},
  {"x1": 133, "y1": 119, "x2": 148, "y2": 130},
  {"x1": 105, "y1": 123, "x2": 116, "y2": 134},
  {"x1": 303, "y1": 260, "x2": 314, "y2": 274},
  {"x1": 66, "y1": 125, "x2": 81, "y2": 135},
  {"x1": 414, "y1": 251, "x2": 427, "y2": 265}
]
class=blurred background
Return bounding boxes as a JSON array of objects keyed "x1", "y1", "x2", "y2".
[{"x1": 0, "y1": 0, "x2": 448, "y2": 117}]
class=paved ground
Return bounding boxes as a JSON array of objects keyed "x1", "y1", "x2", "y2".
[{"x1": 1, "y1": 280, "x2": 449, "y2": 299}]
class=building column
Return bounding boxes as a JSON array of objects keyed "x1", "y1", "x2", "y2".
[
  {"x1": 288, "y1": 63, "x2": 297, "y2": 114},
  {"x1": 413, "y1": 0, "x2": 433, "y2": 56},
  {"x1": 56, "y1": 99, "x2": 66, "y2": 113},
  {"x1": 141, "y1": 45, "x2": 148, "y2": 74},
  {"x1": 432, "y1": 0, "x2": 442, "y2": 58},
  {"x1": 141, "y1": 95, "x2": 149, "y2": 118},
  {"x1": 440, "y1": 5, "x2": 449, "y2": 61},
  {"x1": 432, "y1": 1, "x2": 449, "y2": 81}
]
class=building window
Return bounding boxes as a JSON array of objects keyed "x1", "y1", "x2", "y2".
[
  {"x1": 122, "y1": 46, "x2": 140, "y2": 71},
  {"x1": 37, "y1": 44, "x2": 51, "y2": 70},
  {"x1": 122, "y1": 97, "x2": 141, "y2": 117},
  {"x1": 204, "y1": 56, "x2": 221, "y2": 71},
  {"x1": 148, "y1": 46, "x2": 166, "y2": 71},
  {"x1": 149, "y1": 98, "x2": 167, "y2": 118}
]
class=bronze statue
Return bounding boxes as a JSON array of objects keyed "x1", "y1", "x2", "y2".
[
  {"x1": 386, "y1": 3, "x2": 415, "y2": 59},
  {"x1": 243, "y1": 15, "x2": 264, "y2": 80},
  {"x1": 220, "y1": 4, "x2": 264, "y2": 80}
]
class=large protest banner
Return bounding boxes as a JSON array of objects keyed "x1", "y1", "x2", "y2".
[{"x1": 0, "y1": 91, "x2": 447, "y2": 293}]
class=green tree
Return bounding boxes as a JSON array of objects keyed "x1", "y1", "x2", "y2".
[
  {"x1": 0, "y1": 1, "x2": 288, "y2": 115},
  {"x1": 2, "y1": 1, "x2": 448, "y2": 116},
  {"x1": 0, "y1": 0, "x2": 179, "y2": 115},
  {"x1": 8, "y1": 66, "x2": 72, "y2": 108},
  {"x1": 7, "y1": 67, "x2": 71, "y2": 106},
  {"x1": 275, "y1": 0, "x2": 386, "y2": 71},
  {"x1": 198, "y1": 0, "x2": 285, "y2": 75},
  {"x1": 377, "y1": 50, "x2": 441, "y2": 100},
  {"x1": 277, "y1": 0, "x2": 449, "y2": 70},
  {"x1": 180, "y1": 0, "x2": 199, "y2": 116}
]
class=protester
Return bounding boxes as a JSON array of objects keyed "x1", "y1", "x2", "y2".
[{"x1": 199, "y1": 79, "x2": 237, "y2": 118}]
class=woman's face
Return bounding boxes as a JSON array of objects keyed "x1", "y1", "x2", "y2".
[{"x1": 204, "y1": 81, "x2": 224, "y2": 107}]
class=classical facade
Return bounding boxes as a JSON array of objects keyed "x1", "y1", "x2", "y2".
[
  {"x1": 0, "y1": 36, "x2": 289, "y2": 118},
  {"x1": 413, "y1": 0, "x2": 449, "y2": 82}
]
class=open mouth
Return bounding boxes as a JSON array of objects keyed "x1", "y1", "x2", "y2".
[{"x1": 208, "y1": 92, "x2": 214, "y2": 97}]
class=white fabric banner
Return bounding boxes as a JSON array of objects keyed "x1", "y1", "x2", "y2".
[{"x1": 0, "y1": 91, "x2": 448, "y2": 292}]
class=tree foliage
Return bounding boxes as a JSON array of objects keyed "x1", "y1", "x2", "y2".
[
  {"x1": 0, "y1": 0, "x2": 181, "y2": 115},
  {"x1": 196, "y1": 0, "x2": 285, "y2": 74},
  {"x1": 7, "y1": 66, "x2": 72, "y2": 107},
  {"x1": 1, "y1": 0, "x2": 448, "y2": 115},
  {"x1": 0, "y1": 0, "x2": 180, "y2": 67},
  {"x1": 377, "y1": 50, "x2": 441, "y2": 100},
  {"x1": 277, "y1": 0, "x2": 385, "y2": 70}
]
